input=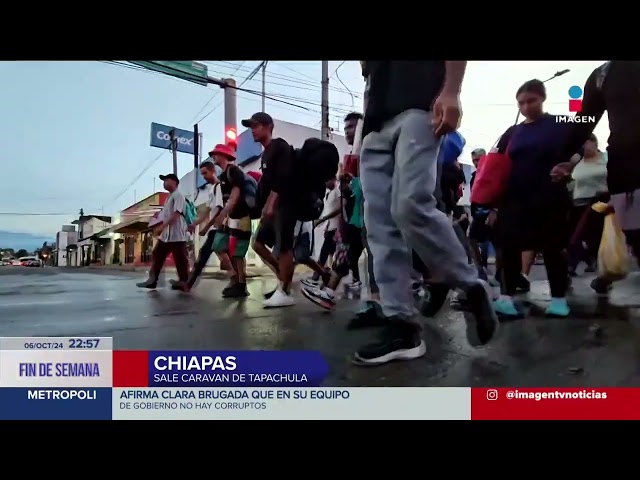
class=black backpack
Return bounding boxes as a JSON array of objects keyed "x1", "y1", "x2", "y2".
[{"x1": 294, "y1": 138, "x2": 340, "y2": 221}]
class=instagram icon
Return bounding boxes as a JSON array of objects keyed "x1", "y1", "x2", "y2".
[{"x1": 486, "y1": 389, "x2": 499, "y2": 401}]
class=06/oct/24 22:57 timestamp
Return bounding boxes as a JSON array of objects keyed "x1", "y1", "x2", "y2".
[{"x1": 22, "y1": 339, "x2": 101, "y2": 349}]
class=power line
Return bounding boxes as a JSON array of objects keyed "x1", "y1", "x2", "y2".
[
  {"x1": 100, "y1": 149, "x2": 168, "y2": 209},
  {"x1": 204, "y1": 61, "x2": 362, "y2": 98},
  {"x1": 188, "y1": 61, "x2": 247, "y2": 124},
  {"x1": 193, "y1": 61, "x2": 264, "y2": 125},
  {"x1": 335, "y1": 62, "x2": 356, "y2": 111}
]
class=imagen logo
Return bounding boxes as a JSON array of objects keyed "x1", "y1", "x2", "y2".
[
  {"x1": 568, "y1": 85, "x2": 583, "y2": 112},
  {"x1": 486, "y1": 389, "x2": 498, "y2": 401}
]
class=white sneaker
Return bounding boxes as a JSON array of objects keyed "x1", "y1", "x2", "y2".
[
  {"x1": 347, "y1": 280, "x2": 362, "y2": 290},
  {"x1": 301, "y1": 277, "x2": 320, "y2": 288},
  {"x1": 263, "y1": 288, "x2": 295, "y2": 308}
]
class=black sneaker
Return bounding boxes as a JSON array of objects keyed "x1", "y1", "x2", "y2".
[
  {"x1": 516, "y1": 274, "x2": 530, "y2": 293},
  {"x1": 136, "y1": 278, "x2": 157, "y2": 289},
  {"x1": 264, "y1": 289, "x2": 276, "y2": 300},
  {"x1": 590, "y1": 277, "x2": 612, "y2": 295},
  {"x1": 463, "y1": 280, "x2": 499, "y2": 347},
  {"x1": 352, "y1": 319, "x2": 426, "y2": 366},
  {"x1": 346, "y1": 301, "x2": 386, "y2": 330},
  {"x1": 223, "y1": 282, "x2": 248, "y2": 298},
  {"x1": 169, "y1": 279, "x2": 189, "y2": 291},
  {"x1": 222, "y1": 278, "x2": 238, "y2": 295},
  {"x1": 419, "y1": 283, "x2": 450, "y2": 317}
]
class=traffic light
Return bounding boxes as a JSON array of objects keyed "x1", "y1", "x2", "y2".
[{"x1": 225, "y1": 127, "x2": 237, "y2": 152}]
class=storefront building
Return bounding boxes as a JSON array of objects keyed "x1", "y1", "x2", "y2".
[{"x1": 107, "y1": 192, "x2": 169, "y2": 267}]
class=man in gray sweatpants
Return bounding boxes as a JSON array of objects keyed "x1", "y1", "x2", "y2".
[{"x1": 354, "y1": 61, "x2": 498, "y2": 366}]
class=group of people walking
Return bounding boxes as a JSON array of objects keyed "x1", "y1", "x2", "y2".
[{"x1": 137, "y1": 60, "x2": 640, "y2": 367}]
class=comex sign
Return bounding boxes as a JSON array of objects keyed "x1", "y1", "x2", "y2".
[{"x1": 150, "y1": 122, "x2": 195, "y2": 155}]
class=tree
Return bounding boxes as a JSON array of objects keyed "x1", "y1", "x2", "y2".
[{"x1": 15, "y1": 249, "x2": 29, "y2": 258}]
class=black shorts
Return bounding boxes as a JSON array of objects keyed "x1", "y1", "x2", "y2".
[{"x1": 254, "y1": 203, "x2": 297, "y2": 254}]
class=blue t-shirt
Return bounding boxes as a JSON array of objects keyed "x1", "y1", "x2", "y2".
[{"x1": 497, "y1": 114, "x2": 577, "y2": 206}]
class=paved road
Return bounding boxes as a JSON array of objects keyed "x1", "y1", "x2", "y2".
[{"x1": 1, "y1": 265, "x2": 640, "y2": 387}]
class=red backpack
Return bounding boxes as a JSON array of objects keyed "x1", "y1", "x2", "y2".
[{"x1": 470, "y1": 137, "x2": 512, "y2": 206}]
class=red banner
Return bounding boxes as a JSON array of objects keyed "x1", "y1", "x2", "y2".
[{"x1": 472, "y1": 388, "x2": 640, "y2": 420}]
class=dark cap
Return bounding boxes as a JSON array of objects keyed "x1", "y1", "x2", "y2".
[
  {"x1": 159, "y1": 173, "x2": 179, "y2": 184},
  {"x1": 241, "y1": 112, "x2": 273, "y2": 128}
]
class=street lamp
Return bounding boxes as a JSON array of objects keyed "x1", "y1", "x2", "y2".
[{"x1": 513, "y1": 69, "x2": 571, "y2": 125}]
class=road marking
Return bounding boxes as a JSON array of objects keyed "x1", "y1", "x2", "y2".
[{"x1": 0, "y1": 300, "x2": 70, "y2": 307}]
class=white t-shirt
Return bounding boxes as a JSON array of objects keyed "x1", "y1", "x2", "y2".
[
  {"x1": 322, "y1": 187, "x2": 341, "y2": 232},
  {"x1": 208, "y1": 184, "x2": 224, "y2": 221},
  {"x1": 159, "y1": 190, "x2": 188, "y2": 243}
]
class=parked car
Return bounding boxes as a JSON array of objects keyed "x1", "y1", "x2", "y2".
[
  {"x1": 11, "y1": 259, "x2": 21, "y2": 266},
  {"x1": 18, "y1": 256, "x2": 41, "y2": 267}
]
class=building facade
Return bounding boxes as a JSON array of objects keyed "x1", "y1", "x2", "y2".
[
  {"x1": 70, "y1": 215, "x2": 112, "y2": 266},
  {"x1": 54, "y1": 225, "x2": 77, "y2": 267},
  {"x1": 107, "y1": 192, "x2": 169, "y2": 266}
]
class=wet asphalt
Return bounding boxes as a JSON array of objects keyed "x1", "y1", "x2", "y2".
[{"x1": 1, "y1": 265, "x2": 640, "y2": 387}]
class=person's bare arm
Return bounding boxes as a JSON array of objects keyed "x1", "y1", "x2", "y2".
[
  {"x1": 215, "y1": 187, "x2": 240, "y2": 226},
  {"x1": 442, "y1": 61, "x2": 467, "y2": 94},
  {"x1": 559, "y1": 66, "x2": 607, "y2": 165},
  {"x1": 200, "y1": 206, "x2": 221, "y2": 232}
]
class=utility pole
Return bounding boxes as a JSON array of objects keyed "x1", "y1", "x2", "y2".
[
  {"x1": 261, "y1": 61, "x2": 268, "y2": 111},
  {"x1": 193, "y1": 124, "x2": 199, "y2": 170},
  {"x1": 321, "y1": 61, "x2": 330, "y2": 140},
  {"x1": 223, "y1": 78, "x2": 237, "y2": 140},
  {"x1": 170, "y1": 128, "x2": 178, "y2": 176}
]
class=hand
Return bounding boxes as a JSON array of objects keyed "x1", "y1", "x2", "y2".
[
  {"x1": 432, "y1": 92, "x2": 462, "y2": 137},
  {"x1": 213, "y1": 215, "x2": 225, "y2": 229},
  {"x1": 550, "y1": 162, "x2": 574, "y2": 183},
  {"x1": 188, "y1": 224, "x2": 196, "y2": 234},
  {"x1": 485, "y1": 210, "x2": 498, "y2": 227},
  {"x1": 153, "y1": 223, "x2": 165, "y2": 236}
]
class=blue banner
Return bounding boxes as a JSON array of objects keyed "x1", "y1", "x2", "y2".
[
  {"x1": 0, "y1": 388, "x2": 112, "y2": 420},
  {"x1": 150, "y1": 122, "x2": 195, "y2": 155},
  {"x1": 148, "y1": 351, "x2": 329, "y2": 387}
]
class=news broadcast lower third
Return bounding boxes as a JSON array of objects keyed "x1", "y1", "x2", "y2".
[{"x1": 0, "y1": 337, "x2": 637, "y2": 420}]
